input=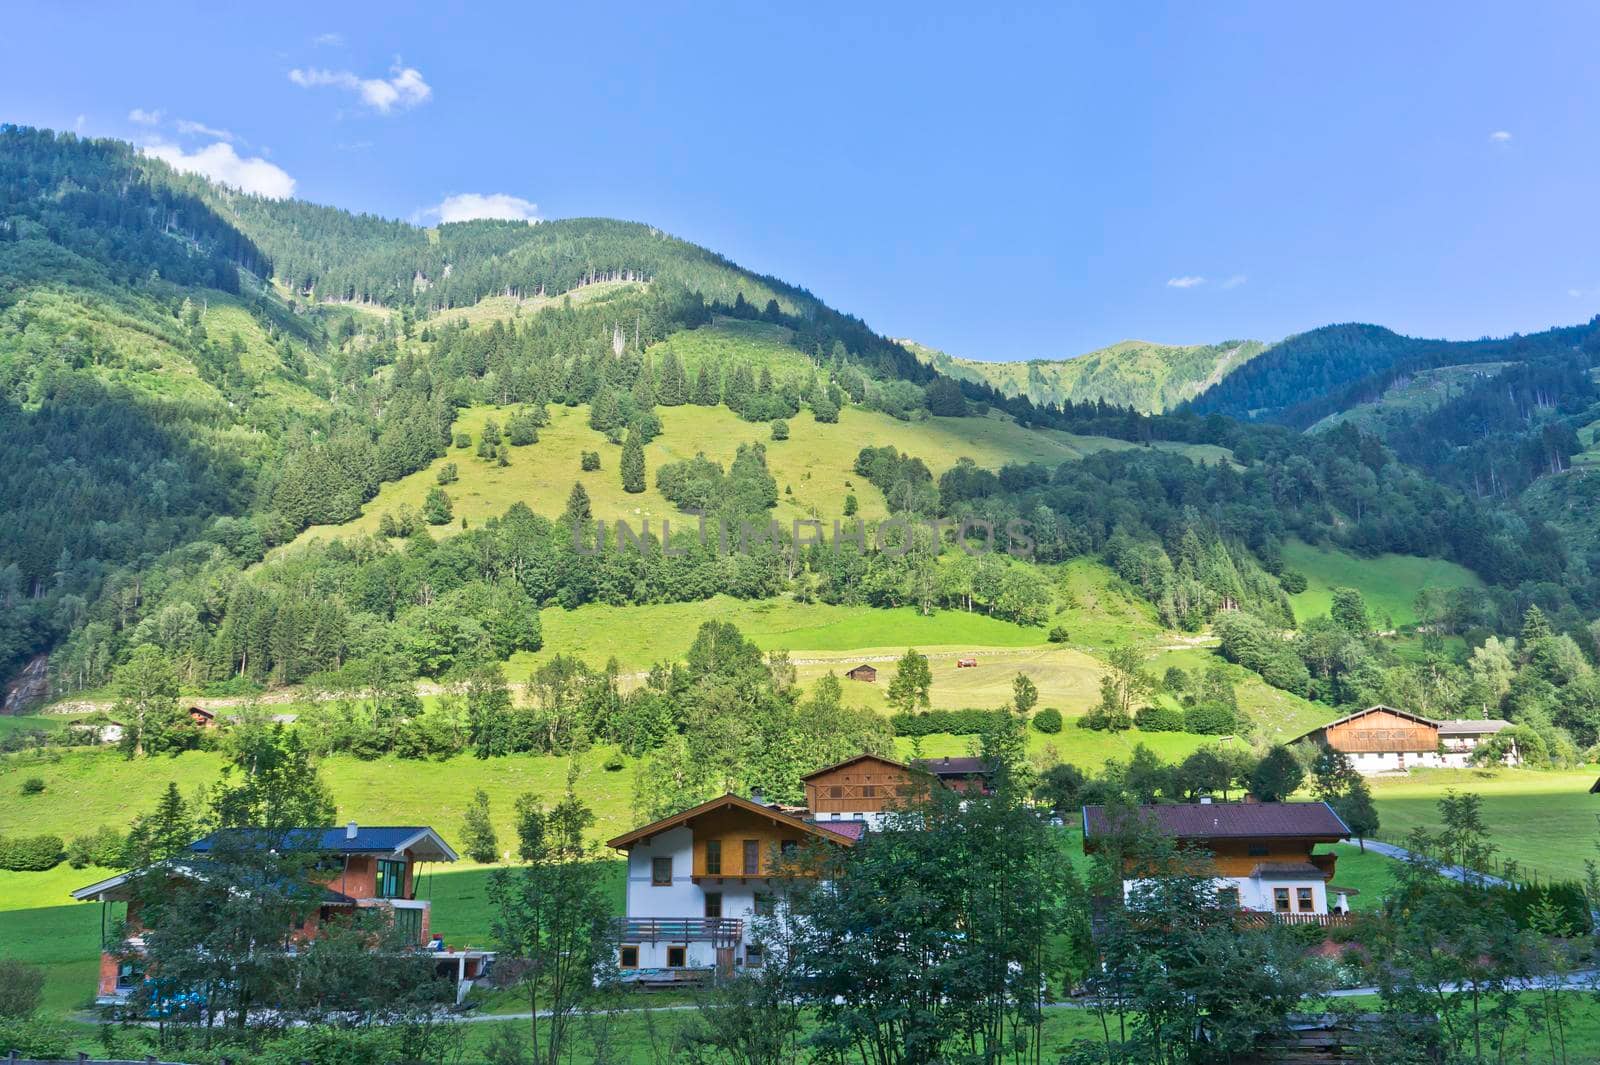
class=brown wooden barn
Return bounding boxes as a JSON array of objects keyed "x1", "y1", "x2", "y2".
[{"x1": 845, "y1": 664, "x2": 878, "y2": 683}]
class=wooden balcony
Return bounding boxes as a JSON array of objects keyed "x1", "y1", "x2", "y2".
[
  {"x1": 1237, "y1": 911, "x2": 1358, "y2": 928},
  {"x1": 613, "y1": 917, "x2": 743, "y2": 945}
]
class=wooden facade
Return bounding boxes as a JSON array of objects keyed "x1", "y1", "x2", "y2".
[
  {"x1": 688, "y1": 805, "x2": 810, "y2": 879},
  {"x1": 845, "y1": 664, "x2": 878, "y2": 682},
  {"x1": 802, "y1": 754, "x2": 929, "y2": 814},
  {"x1": 1321, "y1": 706, "x2": 1439, "y2": 754}
]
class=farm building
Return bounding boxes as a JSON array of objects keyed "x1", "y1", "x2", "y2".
[
  {"x1": 186, "y1": 705, "x2": 218, "y2": 728},
  {"x1": 72, "y1": 824, "x2": 493, "y2": 1005},
  {"x1": 801, "y1": 753, "x2": 934, "y2": 827},
  {"x1": 1292, "y1": 705, "x2": 1516, "y2": 774},
  {"x1": 956, "y1": 657, "x2": 978, "y2": 668},
  {"x1": 1083, "y1": 801, "x2": 1355, "y2": 918},
  {"x1": 844, "y1": 663, "x2": 878, "y2": 682},
  {"x1": 913, "y1": 755, "x2": 995, "y2": 795}
]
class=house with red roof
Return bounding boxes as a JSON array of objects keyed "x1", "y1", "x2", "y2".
[{"x1": 1083, "y1": 801, "x2": 1354, "y2": 917}]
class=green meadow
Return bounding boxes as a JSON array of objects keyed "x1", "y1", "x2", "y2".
[{"x1": 1281, "y1": 538, "x2": 1484, "y2": 629}]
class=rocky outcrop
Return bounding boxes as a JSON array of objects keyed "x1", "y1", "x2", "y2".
[{"x1": 2, "y1": 653, "x2": 50, "y2": 714}]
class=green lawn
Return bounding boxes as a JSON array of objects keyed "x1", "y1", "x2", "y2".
[
  {"x1": 1322, "y1": 842, "x2": 1398, "y2": 911},
  {"x1": 1281, "y1": 539, "x2": 1484, "y2": 629},
  {"x1": 1369, "y1": 768, "x2": 1600, "y2": 883}
]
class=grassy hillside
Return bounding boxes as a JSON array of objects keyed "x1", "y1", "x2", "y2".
[
  {"x1": 905, "y1": 337, "x2": 1265, "y2": 413},
  {"x1": 1309, "y1": 362, "x2": 1513, "y2": 435},
  {"x1": 1281, "y1": 539, "x2": 1485, "y2": 629},
  {"x1": 283, "y1": 399, "x2": 1232, "y2": 552}
]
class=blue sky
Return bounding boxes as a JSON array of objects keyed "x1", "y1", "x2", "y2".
[{"x1": 5, "y1": 2, "x2": 1599, "y2": 359}]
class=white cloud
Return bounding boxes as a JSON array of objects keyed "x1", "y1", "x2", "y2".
[
  {"x1": 74, "y1": 114, "x2": 87, "y2": 133},
  {"x1": 1166, "y1": 275, "x2": 1206, "y2": 289},
  {"x1": 312, "y1": 32, "x2": 344, "y2": 47},
  {"x1": 418, "y1": 192, "x2": 540, "y2": 224},
  {"x1": 288, "y1": 63, "x2": 432, "y2": 114},
  {"x1": 143, "y1": 141, "x2": 296, "y2": 199},
  {"x1": 1489, "y1": 130, "x2": 1513, "y2": 143},
  {"x1": 176, "y1": 118, "x2": 237, "y2": 142},
  {"x1": 1220, "y1": 274, "x2": 1248, "y2": 289},
  {"x1": 128, "y1": 107, "x2": 163, "y2": 125}
]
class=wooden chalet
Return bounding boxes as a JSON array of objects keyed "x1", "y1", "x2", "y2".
[
  {"x1": 801, "y1": 753, "x2": 933, "y2": 822},
  {"x1": 1294, "y1": 705, "x2": 1515, "y2": 773},
  {"x1": 913, "y1": 755, "x2": 995, "y2": 795}
]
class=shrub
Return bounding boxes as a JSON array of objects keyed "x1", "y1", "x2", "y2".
[
  {"x1": 1032, "y1": 707, "x2": 1063, "y2": 734},
  {"x1": 771, "y1": 419, "x2": 789, "y2": 441},
  {"x1": 1047, "y1": 625, "x2": 1070, "y2": 644},
  {"x1": 66, "y1": 826, "x2": 125, "y2": 870},
  {"x1": 890, "y1": 708, "x2": 1007, "y2": 737},
  {"x1": 0, "y1": 1018, "x2": 67, "y2": 1058},
  {"x1": 0, "y1": 959, "x2": 44, "y2": 1019},
  {"x1": 581, "y1": 450, "x2": 601, "y2": 472},
  {"x1": 0, "y1": 834, "x2": 65, "y2": 871},
  {"x1": 453, "y1": 432, "x2": 471, "y2": 449},
  {"x1": 19, "y1": 777, "x2": 44, "y2": 795},
  {"x1": 1183, "y1": 703, "x2": 1237, "y2": 735},
  {"x1": 1278, "y1": 570, "x2": 1308, "y2": 594},
  {"x1": 1134, "y1": 705, "x2": 1185, "y2": 732},
  {"x1": 603, "y1": 752, "x2": 626, "y2": 772}
]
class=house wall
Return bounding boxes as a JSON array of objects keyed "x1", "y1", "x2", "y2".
[
  {"x1": 1205, "y1": 839, "x2": 1326, "y2": 877},
  {"x1": 319, "y1": 852, "x2": 418, "y2": 900},
  {"x1": 804, "y1": 759, "x2": 928, "y2": 815},
  {"x1": 1323, "y1": 709, "x2": 1439, "y2": 754}
]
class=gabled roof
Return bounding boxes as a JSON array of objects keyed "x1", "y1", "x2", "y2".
[
  {"x1": 1436, "y1": 719, "x2": 1513, "y2": 737},
  {"x1": 800, "y1": 753, "x2": 913, "y2": 781},
  {"x1": 914, "y1": 756, "x2": 994, "y2": 777},
  {"x1": 1290, "y1": 704, "x2": 1439, "y2": 742},
  {"x1": 1082, "y1": 801, "x2": 1350, "y2": 843},
  {"x1": 606, "y1": 793, "x2": 858, "y2": 850},
  {"x1": 188, "y1": 826, "x2": 457, "y2": 862}
]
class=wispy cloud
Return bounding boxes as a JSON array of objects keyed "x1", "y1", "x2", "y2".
[
  {"x1": 1220, "y1": 274, "x2": 1248, "y2": 290},
  {"x1": 312, "y1": 32, "x2": 344, "y2": 47},
  {"x1": 417, "y1": 192, "x2": 540, "y2": 224},
  {"x1": 1489, "y1": 130, "x2": 1513, "y2": 144},
  {"x1": 75, "y1": 114, "x2": 87, "y2": 133},
  {"x1": 143, "y1": 141, "x2": 296, "y2": 199},
  {"x1": 127, "y1": 107, "x2": 163, "y2": 125},
  {"x1": 288, "y1": 63, "x2": 432, "y2": 114},
  {"x1": 1166, "y1": 275, "x2": 1206, "y2": 289},
  {"x1": 176, "y1": 118, "x2": 238, "y2": 142}
]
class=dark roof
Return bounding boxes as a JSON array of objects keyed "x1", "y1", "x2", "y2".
[
  {"x1": 188, "y1": 826, "x2": 456, "y2": 859},
  {"x1": 1082, "y1": 802, "x2": 1349, "y2": 842},
  {"x1": 1436, "y1": 719, "x2": 1512, "y2": 737},
  {"x1": 813, "y1": 820, "x2": 868, "y2": 840},
  {"x1": 607, "y1": 793, "x2": 858, "y2": 850},
  {"x1": 914, "y1": 756, "x2": 993, "y2": 777},
  {"x1": 800, "y1": 753, "x2": 912, "y2": 781},
  {"x1": 846, "y1": 663, "x2": 877, "y2": 673}
]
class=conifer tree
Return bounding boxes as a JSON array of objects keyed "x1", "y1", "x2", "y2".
[
  {"x1": 461, "y1": 789, "x2": 499, "y2": 863},
  {"x1": 589, "y1": 387, "x2": 623, "y2": 432},
  {"x1": 632, "y1": 357, "x2": 657, "y2": 410},
  {"x1": 694, "y1": 363, "x2": 720, "y2": 406},
  {"x1": 621, "y1": 429, "x2": 646, "y2": 494},
  {"x1": 563, "y1": 482, "x2": 592, "y2": 526},
  {"x1": 658, "y1": 351, "x2": 687, "y2": 405}
]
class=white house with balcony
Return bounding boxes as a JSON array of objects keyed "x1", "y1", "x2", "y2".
[{"x1": 604, "y1": 793, "x2": 857, "y2": 985}]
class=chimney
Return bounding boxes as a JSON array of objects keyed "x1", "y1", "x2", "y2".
[{"x1": 346, "y1": 821, "x2": 358, "y2": 840}]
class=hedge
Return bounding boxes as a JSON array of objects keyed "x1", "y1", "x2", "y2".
[
  {"x1": 0, "y1": 834, "x2": 65, "y2": 871},
  {"x1": 1184, "y1": 703, "x2": 1237, "y2": 735},
  {"x1": 891, "y1": 708, "x2": 1008, "y2": 737},
  {"x1": 1135, "y1": 706, "x2": 1185, "y2": 732},
  {"x1": 1032, "y1": 707, "x2": 1063, "y2": 734}
]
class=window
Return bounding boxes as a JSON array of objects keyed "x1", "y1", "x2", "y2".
[
  {"x1": 743, "y1": 839, "x2": 760, "y2": 875},
  {"x1": 780, "y1": 839, "x2": 798, "y2": 857},
  {"x1": 619, "y1": 946, "x2": 639, "y2": 969},
  {"x1": 116, "y1": 961, "x2": 144, "y2": 990},
  {"x1": 667, "y1": 946, "x2": 686, "y2": 968},
  {"x1": 376, "y1": 859, "x2": 405, "y2": 899},
  {"x1": 652, "y1": 856, "x2": 673, "y2": 886},
  {"x1": 1247, "y1": 844, "x2": 1269, "y2": 857},
  {"x1": 1297, "y1": 887, "x2": 1314, "y2": 913},
  {"x1": 392, "y1": 905, "x2": 422, "y2": 945},
  {"x1": 861, "y1": 785, "x2": 877, "y2": 798},
  {"x1": 745, "y1": 944, "x2": 765, "y2": 968},
  {"x1": 829, "y1": 786, "x2": 843, "y2": 799},
  {"x1": 1274, "y1": 888, "x2": 1290, "y2": 913},
  {"x1": 704, "y1": 840, "x2": 722, "y2": 876},
  {"x1": 754, "y1": 892, "x2": 776, "y2": 916},
  {"x1": 704, "y1": 892, "x2": 722, "y2": 919},
  {"x1": 1218, "y1": 886, "x2": 1239, "y2": 908}
]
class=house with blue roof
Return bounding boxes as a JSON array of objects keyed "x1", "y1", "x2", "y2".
[{"x1": 71, "y1": 822, "x2": 494, "y2": 1005}]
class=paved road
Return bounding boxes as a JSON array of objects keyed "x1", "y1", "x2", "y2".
[{"x1": 1355, "y1": 839, "x2": 1514, "y2": 888}]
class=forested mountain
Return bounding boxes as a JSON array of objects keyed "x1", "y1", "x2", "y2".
[
  {"x1": 904, "y1": 336, "x2": 1265, "y2": 413},
  {"x1": 6, "y1": 122, "x2": 1600, "y2": 746},
  {"x1": 1189, "y1": 320, "x2": 1600, "y2": 426}
]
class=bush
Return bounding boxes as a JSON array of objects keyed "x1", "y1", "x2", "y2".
[
  {"x1": 453, "y1": 432, "x2": 471, "y2": 449},
  {"x1": 1495, "y1": 880, "x2": 1593, "y2": 934},
  {"x1": 0, "y1": 959, "x2": 44, "y2": 1018},
  {"x1": 0, "y1": 1017, "x2": 67, "y2": 1058},
  {"x1": 19, "y1": 777, "x2": 43, "y2": 795},
  {"x1": 771, "y1": 419, "x2": 789, "y2": 440},
  {"x1": 1047, "y1": 625, "x2": 1070, "y2": 644},
  {"x1": 1134, "y1": 705, "x2": 1185, "y2": 732},
  {"x1": 1032, "y1": 707, "x2": 1063, "y2": 734},
  {"x1": 1183, "y1": 703, "x2": 1237, "y2": 735},
  {"x1": 66, "y1": 826, "x2": 125, "y2": 870},
  {"x1": 1278, "y1": 570, "x2": 1308, "y2": 594},
  {"x1": 890, "y1": 708, "x2": 1007, "y2": 737},
  {"x1": 603, "y1": 752, "x2": 626, "y2": 772},
  {"x1": 581, "y1": 450, "x2": 601, "y2": 472},
  {"x1": 0, "y1": 834, "x2": 65, "y2": 871}
]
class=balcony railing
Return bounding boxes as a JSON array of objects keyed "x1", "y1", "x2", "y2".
[
  {"x1": 613, "y1": 917, "x2": 743, "y2": 944},
  {"x1": 1237, "y1": 911, "x2": 1358, "y2": 928}
]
